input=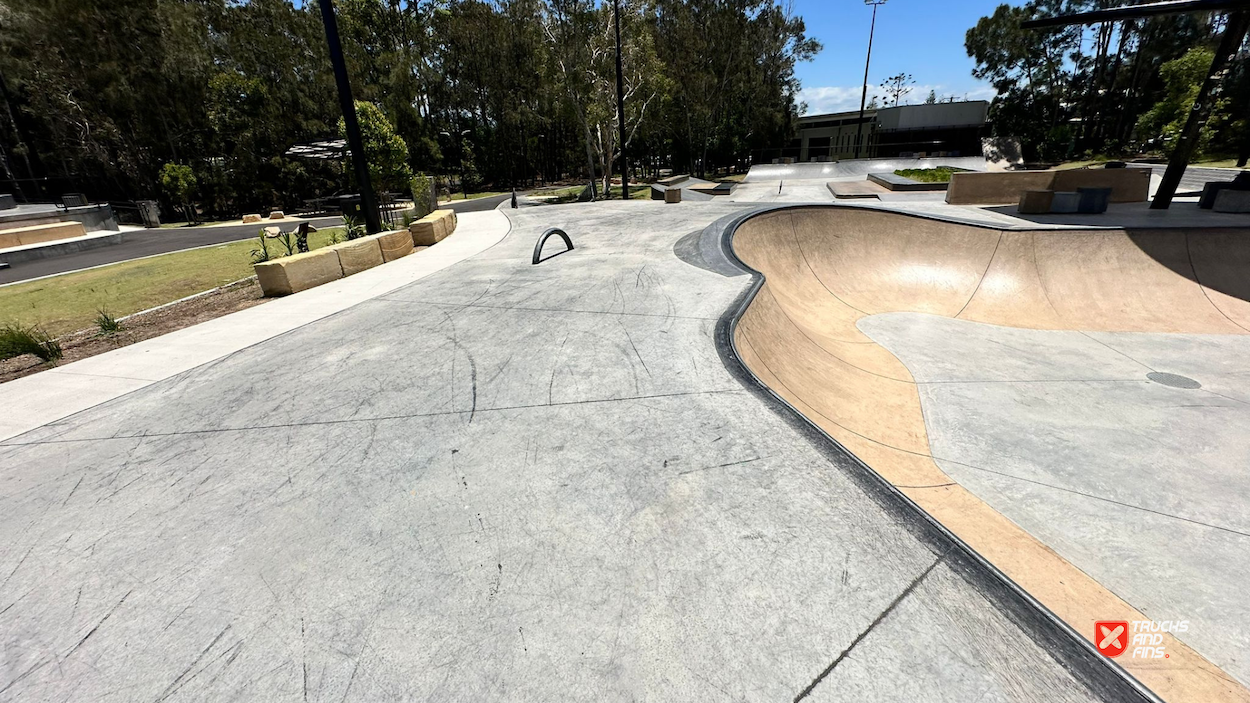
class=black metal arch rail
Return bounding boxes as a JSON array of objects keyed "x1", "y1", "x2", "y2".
[{"x1": 532, "y1": 227, "x2": 573, "y2": 265}]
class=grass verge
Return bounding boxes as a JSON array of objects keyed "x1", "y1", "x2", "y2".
[{"x1": 0, "y1": 227, "x2": 342, "y2": 336}]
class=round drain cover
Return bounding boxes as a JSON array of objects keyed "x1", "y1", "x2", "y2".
[{"x1": 1147, "y1": 372, "x2": 1201, "y2": 389}]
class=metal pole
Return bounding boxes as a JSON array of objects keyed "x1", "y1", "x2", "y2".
[
  {"x1": 614, "y1": 0, "x2": 630, "y2": 199},
  {"x1": 1151, "y1": 10, "x2": 1250, "y2": 209},
  {"x1": 319, "y1": 0, "x2": 382, "y2": 234},
  {"x1": 459, "y1": 131, "x2": 469, "y2": 202},
  {"x1": 854, "y1": 1, "x2": 885, "y2": 160}
]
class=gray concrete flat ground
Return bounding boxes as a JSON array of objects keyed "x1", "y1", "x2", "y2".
[
  {"x1": 0, "y1": 202, "x2": 1120, "y2": 701},
  {"x1": 861, "y1": 313, "x2": 1250, "y2": 685}
]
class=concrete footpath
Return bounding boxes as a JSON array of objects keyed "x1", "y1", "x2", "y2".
[
  {"x1": 0, "y1": 209, "x2": 510, "y2": 441},
  {"x1": 0, "y1": 201, "x2": 1138, "y2": 701}
]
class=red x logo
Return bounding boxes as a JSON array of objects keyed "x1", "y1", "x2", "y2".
[{"x1": 1096, "y1": 621, "x2": 1129, "y2": 657}]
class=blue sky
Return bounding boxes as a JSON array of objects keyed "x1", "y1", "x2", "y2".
[{"x1": 791, "y1": 0, "x2": 1021, "y2": 114}]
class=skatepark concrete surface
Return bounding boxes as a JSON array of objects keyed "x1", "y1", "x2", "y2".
[
  {"x1": 730, "y1": 205, "x2": 1250, "y2": 702},
  {"x1": 744, "y1": 156, "x2": 991, "y2": 183},
  {"x1": 0, "y1": 199, "x2": 1160, "y2": 702}
]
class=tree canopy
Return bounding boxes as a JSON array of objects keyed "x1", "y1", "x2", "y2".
[
  {"x1": 0, "y1": 0, "x2": 818, "y2": 217},
  {"x1": 966, "y1": 1, "x2": 1249, "y2": 162}
]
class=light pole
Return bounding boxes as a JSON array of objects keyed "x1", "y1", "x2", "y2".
[
  {"x1": 538, "y1": 134, "x2": 547, "y2": 186},
  {"x1": 854, "y1": 0, "x2": 886, "y2": 161},
  {"x1": 318, "y1": 0, "x2": 381, "y2": 234},
  {"x1": 439, "y1": 129, "x2": 471, "y2": 202},
  {"x1": 613, "y1": 0, "x2": 630, "y2": 199}
]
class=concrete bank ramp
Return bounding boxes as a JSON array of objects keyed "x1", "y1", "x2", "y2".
[
  {"x1": 744, "y1": 156, "x2": 989, "y2": 182},
  {"x1": 729, "y1": 205, "x2": 1250, "y2": 703}
]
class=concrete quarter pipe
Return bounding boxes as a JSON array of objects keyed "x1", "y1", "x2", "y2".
[{"x1": 726, "y1": 205, "x2": 1250, "y2": 703}]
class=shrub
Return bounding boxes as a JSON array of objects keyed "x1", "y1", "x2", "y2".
[
  {"x1": 95, "y1": 309, "x2": 123, "y2": 335},
  {"x1": 410, "y1": 173, "x2": 434, "y2": 219},
  {"x1": 343, "y1": 214, "x2": 367, "y2": 240},
  {"x1": 0, "y1": 323, "x2": 63, "y2": 363}
]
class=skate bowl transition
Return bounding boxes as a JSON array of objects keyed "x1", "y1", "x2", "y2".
[{"x1": 725, "y1": 205, "x2": 1250, "y2": 703}]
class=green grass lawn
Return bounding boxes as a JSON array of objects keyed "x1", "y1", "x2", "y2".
[
  {"x1": 893, "y1": 167, "x2": 971, "y2": 183},
  {"x1": 0, "y1": 228, "x2": 343, "y2": 336}
]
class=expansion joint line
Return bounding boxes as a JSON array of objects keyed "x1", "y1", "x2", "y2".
[{"x1": 793, "y1": 550, "x2": 948, "y2": 702}]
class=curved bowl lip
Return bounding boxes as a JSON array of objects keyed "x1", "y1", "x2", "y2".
[{"x1": 710, "y1": 202, "x2": 1163, "y2": 703}]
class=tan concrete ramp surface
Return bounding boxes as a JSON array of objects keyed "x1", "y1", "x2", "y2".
[{"x1": 729, "y1": 205, "x2": 1250, "y2": 703}]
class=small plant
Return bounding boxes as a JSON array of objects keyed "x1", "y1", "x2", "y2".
[
  {"x1": 343, "y1": 214, "x2": 367, "y2": 240},
  {"x1": 0, "y1": 323, "x2": 63, "y2": 363},
  {"x1": 250, "y1": 230, "x2": 272, "y2": 263},
  {"x1": 95, "y1": 308, "x2": 123, "y2": 335},
  {"x1": 275, "y1": 228, "x2": 297, "y2": 256},
  {"x1": 327, "y1": 228, "x2": 345, "y2": 245}
]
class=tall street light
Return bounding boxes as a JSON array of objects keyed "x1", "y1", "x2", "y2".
[
  {"x1": 318, "y1": 0, "x2": 381, "y2": 234},
  {"x1": 854, "y1": 0, "x2": 887, "y2": 161},
  {"x1": 613, "y1": 0, "x2": 630, "y2": 199}
]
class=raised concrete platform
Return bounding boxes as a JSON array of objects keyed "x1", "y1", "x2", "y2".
[
  {"x1": 0, "y1": 221, "x2": 87, "y2": 248},
  {"x1": 746, "y1": 156, "x2": 989, "y2": 183},
  {"x1": 0, "y1": 201, "x2": 1140, "y2": 702},
  {"x1": 0, "y1": 202, "x2": 117, "y2": 233},
  {"x1": 867, "y1": 172, "x2": 949, "y2": 192},
  {"x1": 0, "y1": 228, "x2": 124, "y2": 264},
  {"x1": 727, "y1": 204, "x2": 1250, "y2": 702},
  {"x1": 827, "y1": 180, "x2": 887, "y2": 199}
]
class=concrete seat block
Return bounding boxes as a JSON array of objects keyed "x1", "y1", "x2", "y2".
[
  {"x1": 1017, "y1": 190, "x2": 1054, "y2": 214},
  {"x1": 409, "y1": 209, "x2": 456, "y2": 246},
  {"x1": 242, "y1": 214, "x2": 262, "y2": 224},
  {"x1": 326, "y1": 237, "x2": 384, "y2": 276},
  {"x1": 254, "y1": 248, "x2": 343, "y2": 297},
  {"x1": 268, "y1": 211, "x2": 286, "y2": 220},
  {"x1": 374, "y1": 229, "x2": 414, "y2": 261},
  {"x1": 1213, "y1": 188, "x2": 1250, "y2": 213},
  {"x1": 665, "y1": 188, "x2": 682, "y2": 203},
  {"x1": 409, "y1": 219, "x2": 438, "y2": 246},
  {"x1": 0, "y1": 221, "x2": 88, "y2": 249},
  {"x1": 1050, "y1": 191, "x2": 1080, "y2": 213}
]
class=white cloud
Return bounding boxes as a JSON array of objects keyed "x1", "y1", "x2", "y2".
[
  {"x1": 796, "y1": 86, "x2": 877, "y2": 115},
  {"x1": 797, "y1": 84, "x2": 999, "y2": 115}
]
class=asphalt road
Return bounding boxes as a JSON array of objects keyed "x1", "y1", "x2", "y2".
[{"x1": 0, "y1": 194, "x2": 510, "y2": 285}]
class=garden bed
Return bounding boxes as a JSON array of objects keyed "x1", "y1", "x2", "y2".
[{"x1": 0, "y1": 277, "x2": 268, "y2": 383}]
